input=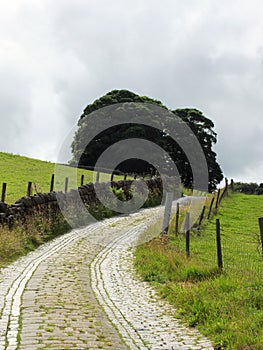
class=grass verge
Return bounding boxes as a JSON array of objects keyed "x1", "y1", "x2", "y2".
[
  {"x1": 0, "y1": 213, "x2": 70, "y2": 268},
  {"x1": 134, "y1": 193, "x2": 263, "y2": 349}
]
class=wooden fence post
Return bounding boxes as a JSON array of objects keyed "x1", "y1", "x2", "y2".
[
  {"x1": 96, "y1": 172, "x2": 100, "y2": 183},
  {"x1": 221, "y1": 178, "x2": 228, "y2": 199},
  {"x1": 185, "y1": 212, "x2": 190, "y2": 258},
  {"x1": 162, "y1": 192, "x2": 173, "y2": 234},
  {"x1": 81, "y1": 174, "x2": 84, "y2": 186},
  {"x1": 1, "y1": 183, "x2": 7, "y2": 203},
  {"x1": 175, "y1": 202, "x2": 180, "y2": 235},
  {"x1": 50, "y1": 174, "x2": 55, "y2": 192},
  {"x1": 230, "y1": 179, "x2": 234, "y2": 192},
  {"x1": 258, "y1": 217, "x2": 263, "y2": 258},
  {"x1": 64, "y1": 177, "x2": 69, "y2": 193},
  {"x1": 207, "y1": 196, "x2": 215, "y2": 219},
  {"x1": 216, "y1": 218, "x2": 223, "y2": 269},
  {"x1": 215, "y1": 188, "x2": 221, "y2": 209},
  {"x1": 198, "y1": 205, "x2": 206, "y2": 228},
  {"x1": 27, "y1": 182, "x2": 32, "y2": 197}
]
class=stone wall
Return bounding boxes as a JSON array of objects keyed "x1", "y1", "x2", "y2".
[{"x1": 0, "y1": 177, "x2": 163, "y2": 228}]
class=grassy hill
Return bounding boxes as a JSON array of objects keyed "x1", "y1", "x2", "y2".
[
  {"x1": 0, "y1": 152, "x2": 113, "y2": 204},
  {"x1": 135, "y1": 193, "x2": 263, "y2": 349}
]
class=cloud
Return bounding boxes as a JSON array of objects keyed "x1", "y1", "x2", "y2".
[{"x1": 0, "y1": 0, "x2": 262, "y2": 182}]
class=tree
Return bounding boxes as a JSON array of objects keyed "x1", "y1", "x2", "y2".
[
  {"x1": 71, "y1": 90, "x2": 223, "y2": 191},
  {"x1": 71, "y1": 90, "x2": 165, "y2": 174},
  {"x1": 171, "y1": 108, "x2": 223, "y2": 191},
  {"x1": 78, "y1": 89, "x2": 166, "y2": 118},
  {"x1": 234, "y1": 182, "x2": 263, "y2": 195}
]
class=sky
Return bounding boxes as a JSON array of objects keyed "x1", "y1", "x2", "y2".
[{"x1": 0, "y1": 0, "x2": 263, "y2": 183}]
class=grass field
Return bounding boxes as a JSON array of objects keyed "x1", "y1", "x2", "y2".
[
  {"x1": 0, "y1": 152, "x2": 118, "y2": 204},
  {"x1": 135, "y1": 193, "x2": 263, "y2": 349}
]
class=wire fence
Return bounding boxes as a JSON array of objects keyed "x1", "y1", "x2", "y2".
[{"x1": 161, "y1": 178, "x2": 263, "y2": 279}]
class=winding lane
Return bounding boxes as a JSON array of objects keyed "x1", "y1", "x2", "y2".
[{"x1": 0, "y1": 203, "x2": 213, "y2": 350}]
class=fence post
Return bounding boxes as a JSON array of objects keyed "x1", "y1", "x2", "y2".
[
  {"x1": 96, "y1": 172, "x2": 100, "y2": 183},
  {"x1": 185, "y1": 212, "x2": 190, "y2": 258},
  {"x1": 1, "y1": 183, "x2": 7, "y2": 203},
  {"x1": 222, "y1": 178, "x2": 228, "y2": 199},
  {"x1": 215, "y1": 188, "x2": 221, "y2": 209},
  {"x1": 162, "y1": 192, "x2": 173, "y2": 234},
  {"x1": 64, "y1": 177, "x2": 69, "y2": 193},
  {"x1": 50, "y1": 174, "x2": 55, "y2": 192},
  {"x1": 230, "y1": 179, "x2": 234, "y2": 192},
  {"x1": 27, "y1": 182, "x2": 32, "y2": 197},
  {"x1": 81, "y1": 174, "x2": 84, "y2": 186},
  {"x1": 216, "y1": 219, "x2": 223, "y2": 269},
  {"x1": 198, "y1": 205, "x2": 206, "y2": 228},
  {"x1": 258, "y1": 217, "x2": 263, "y2": 258},
  {"x1": 207, "y1": 196, "x2": 215, "y2": 219},
  {"x1": 175, "y1": 202, "x2": 180, "y2": 235}
]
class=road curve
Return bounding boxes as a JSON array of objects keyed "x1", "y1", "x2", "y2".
[{"x1": 0, "y1": 202, "x2": 213, "y2": 350}]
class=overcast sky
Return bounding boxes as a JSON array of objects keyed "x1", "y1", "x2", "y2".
[{"x1": 0, "y1": 0, "x2": 263, "y2": 182}]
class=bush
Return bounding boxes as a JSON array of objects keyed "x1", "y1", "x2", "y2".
[
  {"x1": 234, "y1": 182, "x2": 261, "y2": 194},
  {"x1": 111, "y1": 186, "x2": 128, "y2": 201}
]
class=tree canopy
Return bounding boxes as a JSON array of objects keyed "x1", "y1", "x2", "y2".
[
  {"x1": 78, "y1": 89, "x2": 167, "y2": 121},
  {"x1": 233, "y1": 182, "x2": 263, "y2": 195},
  {"x1": 71, "y1": 89, "x2": 223, "y2": 191}
]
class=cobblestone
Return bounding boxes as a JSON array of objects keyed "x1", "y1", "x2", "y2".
[{"x1": 0, "y1": 202, "x2": 214, "y2": 349}]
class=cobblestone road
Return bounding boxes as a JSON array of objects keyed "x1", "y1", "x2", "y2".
[{"x1": 0, "y1": 204, "x2": 214, "y2": 350}]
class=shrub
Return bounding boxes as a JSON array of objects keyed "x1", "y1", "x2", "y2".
[{"x1": 234, "y1": 182, "x2": 259, "y2": 194}]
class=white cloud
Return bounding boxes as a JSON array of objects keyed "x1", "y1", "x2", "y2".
[{"x1": 0, "y1": 0, "x2": 262, "y2": 182}]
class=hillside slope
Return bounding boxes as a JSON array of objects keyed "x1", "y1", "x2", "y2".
[
  {"x1": 0, "y1": 152, "x2": 111, "y2": 204},
  {"x1": 135, "y1": 193, "x2": 263, "y2": 349}
]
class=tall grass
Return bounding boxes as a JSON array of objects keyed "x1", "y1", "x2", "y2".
[
  {"x1": 135, "y1": 193, "x2": 263, "y2": 349},
  {"x1": 0, "y1": 213, "x2": 70, "y2": 267}
]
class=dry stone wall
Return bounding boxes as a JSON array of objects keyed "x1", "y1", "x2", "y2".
[{"x1": 0, "y1": 177, "x2": 163, "y2": 228}]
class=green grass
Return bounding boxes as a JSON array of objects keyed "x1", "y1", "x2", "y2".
[
  {"x1": 135, "y1": 193, "x2": 263, "y2": 349},
  {"x1": 0, "y1": 212, "x2": 70, "y2": 268},
  {"x1": 0, "y1": 152, "x2": 119, "y2": 204}
]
